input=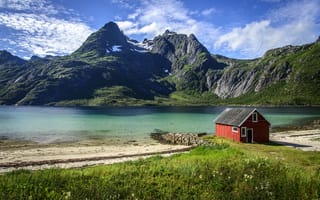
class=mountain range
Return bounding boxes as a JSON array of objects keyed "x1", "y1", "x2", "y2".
[{"x1": 0, "y1": 22, "x2": 319, "y2": 106}]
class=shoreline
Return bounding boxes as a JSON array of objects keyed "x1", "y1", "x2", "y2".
[
  {"x1": 1, "y1": 119, "x2": 319, "y2": 173},
  {"x1": 270, "y1": 129, "x2": 320, "y2": 151},
  {"x1": 0, "y1": 139, "x2": 192, "y2": 173}
]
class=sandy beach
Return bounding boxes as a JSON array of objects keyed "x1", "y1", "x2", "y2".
[
  {"x1": 0, "y1": 140, "x2": 192, "y2": 173},
  {"x1": 270, "y1": 129, "x2": 320, "y2": 151},
  {"x1": 1, "y1": 127, "x2": 320, "y2": 173}
]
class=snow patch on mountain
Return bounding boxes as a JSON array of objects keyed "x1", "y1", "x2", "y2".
[
  {"x1": 106, "y1": 45, "x2": 122, "y2": 53},
  {"x1": 127, "y1": 39, "x2": 153, "y2": 53}
]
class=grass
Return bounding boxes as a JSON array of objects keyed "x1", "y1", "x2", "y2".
[{"x1": 0, "y1": 137, "x2": 319, "y2": 199}]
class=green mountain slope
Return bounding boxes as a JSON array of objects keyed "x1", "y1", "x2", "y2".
[
  {"x1": 219, "y1": 42, "x2": 320, "y2": 105},
  {"x1": 0, "y1": 22, "x2": 319, "y2": 106}
]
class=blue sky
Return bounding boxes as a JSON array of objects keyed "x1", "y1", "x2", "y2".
[{"x1": 0, "y1": 0, "x2": 319, "y2": 59}]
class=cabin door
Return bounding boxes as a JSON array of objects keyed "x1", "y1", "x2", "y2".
[{"x1": 247, "y1": 129, "x2": 253, "y2": 143}]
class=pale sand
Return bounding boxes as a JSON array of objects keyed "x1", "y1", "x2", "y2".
[
  {"x1": 1, "y1": 129, "x2": 319, "y2": 174},
  {"x1": 0, "y1": 143, "x2": 192, "y2": 173},
  {"x1": 271, "y1": 129, "x2": 320, "y2": 151}
]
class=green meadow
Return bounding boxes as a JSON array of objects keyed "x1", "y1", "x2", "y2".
[{"x1": 0, "y1": 137, "x2": 319, "y2": 200}]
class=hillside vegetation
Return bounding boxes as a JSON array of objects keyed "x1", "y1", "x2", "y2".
[
  {"x1": 1, "y1": 138, "x2": 319, "y2": 199},
  {"x1": 0, "y1": 22, "x2": 319, "y2": 106}
]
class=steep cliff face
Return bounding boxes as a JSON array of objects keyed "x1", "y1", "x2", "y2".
[
  {"x1": 214, "y1": 57, "x2": 292, "y2": 98},
  {"x1": 213, "y1": 42, "x2": 320, "y2": 104},
  {"x1": 150, "y1": 30, "x2": 224, "y2": 92},
  {"x1": 151, "y1": 30, "x2": 219, "y2": 73}
]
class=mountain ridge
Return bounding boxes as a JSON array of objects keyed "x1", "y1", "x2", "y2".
[{"x1": 0, "y1": 21, "x2": 319, "y2": 106}]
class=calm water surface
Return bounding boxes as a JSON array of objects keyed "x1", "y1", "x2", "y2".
[{"x1": 0, "y1": 106, "x2": 320, "y2": 143}]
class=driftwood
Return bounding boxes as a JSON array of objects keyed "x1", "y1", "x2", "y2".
[{"x1": 151, "y1": 132, "x2": 208, "y2": 146}]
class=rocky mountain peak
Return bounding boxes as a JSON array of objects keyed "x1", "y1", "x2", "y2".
[
  {"x1": 100, "y1": 22, "x2": 127, "y2": 45},
  {"x1": 73, "y1": 21, "x2": 128, "y2": 56},
  {"x1": 163, "y1": 30, "x2": 177, "y2": 36},
  {"x1": 151, "y1": 29, "x2": 219, "y2": 74},
  {"x1": 0, "y1": 50, "x2": 26, "y2": 66}
]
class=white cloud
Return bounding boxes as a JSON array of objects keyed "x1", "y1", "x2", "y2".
[
  {"x1": 0, "y1": 0, "x2": 57, "y2": 14},
  {"x1": 260, "y1": 0, "x2": 281, "y2": 2},
  {"x1": 0, "y1": 13, "x2": 93, "y2": 57},
  {"x1": 0, "y1": 0, "x2": 94, "y2": 57},
  {"x1": 215, "y1": 0, "x2": 320, "y2": 58},
  {"x1": 116, "y1": 0, "x2": 319, "y2": 58},
  {"x1": 201, "y1": 8, "x2": 216, "y2": 16},
  {"x1": 116, "y1": 0, "x2": 220, "y2": 50},
  {"x1": 269, "y1": 0, "x2": 319, "y2": 23},
  {"x1": 111, "y1": 0, "x2": 137, "y2": 9}
]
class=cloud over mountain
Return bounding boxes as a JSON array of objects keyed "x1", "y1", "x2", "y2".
[
  {"x1": 0, "y1": 0, "x2": 94, "y2": 58},
  {"x1": 215, "y1": 0, "x2": 320, "y2": 57},
  {"x1": 115, "y1": 0, "x2": 320, "y2": 58}
]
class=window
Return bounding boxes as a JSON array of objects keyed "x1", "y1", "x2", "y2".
[
  {"x1": 252, "y1": 112, "x2": 258, "y2": 122},
  {"x1": 232, "y1": 126, "x2": 238, "y2": 133},
  {"x1": 241, "y1": 127, "x2": 246, "y2": 137}
]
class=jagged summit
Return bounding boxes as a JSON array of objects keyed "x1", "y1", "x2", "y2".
[
  {"x1": 0, "y1": 50, "x2": 26, "y2": 66},
  {"x1": 151, "y1": 28, "x2": 220, "y2": 74},
  {"x1": 73, "y1": 21, "x2": 128, "y2": 56},
  {"x1": 73, "y1": 21, "x2": 156, "y2": 56}
]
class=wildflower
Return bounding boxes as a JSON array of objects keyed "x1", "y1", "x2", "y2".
[{"x1": 64, "y1": 191, "x2": 71, "y2": 199}]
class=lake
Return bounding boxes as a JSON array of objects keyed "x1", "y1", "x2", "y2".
[{"x1": 0, "y1": 106, "x2": 320, "y2": 144}]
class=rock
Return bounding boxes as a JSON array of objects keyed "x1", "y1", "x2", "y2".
[{"x1": 150, "y1": 132, "x2": 208, "y2": 146}]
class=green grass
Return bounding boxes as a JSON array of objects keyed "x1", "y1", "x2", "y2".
[
  {"x1": 1, "y1": 138, "x2": 319, "y2": 199},
  {"x1": 169, "y1": 91, "x2": 221, "y2": 105}
]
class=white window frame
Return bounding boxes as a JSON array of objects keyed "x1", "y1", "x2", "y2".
[
  {"x1": 241, "y1": 127, "x2": 246, "y2": 137},
  {"x1": 232, "y1": 126, "x2": 238, "y2": 133},
  {"x1": 252, "y1": 112, "x2": 258, "y2": 122}
]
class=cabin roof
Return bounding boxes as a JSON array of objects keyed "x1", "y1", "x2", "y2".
[{"x1": 215, "y1": 108, "x2": 257, "y2": 127}]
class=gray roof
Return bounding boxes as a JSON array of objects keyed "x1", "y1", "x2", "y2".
[{"x1": 215, "y1": 108, "x2": 256, "y2": 127}]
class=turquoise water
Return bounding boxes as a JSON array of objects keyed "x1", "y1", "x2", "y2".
[{"x1": 0, "y1": 106, "x2": 320, "y2": 143}]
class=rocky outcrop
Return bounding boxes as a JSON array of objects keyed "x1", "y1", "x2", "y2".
[
  {"x1": 214, "y1": 67, "x2": 256, "y2": 98},
  {"x1": 214, "y1": 62, "x2": 292, "y2": 98},
  {"x1": 150, "y1": 30, "x2": 224, "y2": 92},
  {"x1": 151, "y1": 30, "x2": 220, "y2": 73},
  {"x1": 151, "y1": 132, "x2": 208, "y2": 146},
  {"x1": 213, "y1": 45, "x2": 297, "y2": 98}
]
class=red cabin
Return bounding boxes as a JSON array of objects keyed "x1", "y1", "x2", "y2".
[{"x1": 214, "y1": 108, "x2": 270, "y2": 143}]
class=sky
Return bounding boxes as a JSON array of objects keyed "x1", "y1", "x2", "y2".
[{"x1": 0, "y1": 0, "x2": 319, "y2": 59}]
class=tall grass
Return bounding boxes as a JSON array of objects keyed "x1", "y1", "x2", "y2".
[{"x1": 0, "y1": 142, "x2": 319, "y2": 199}]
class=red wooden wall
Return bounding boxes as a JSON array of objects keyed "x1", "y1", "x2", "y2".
[
  {"x1": 215, "y1": 123, "x2": 240, "y2": 142},
  {"x1": 215, "y1": 112, "x2": 270, "y2": 143},
  {"x1": 241, "y1": 112, "x2": 270, "y2": 143}
]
